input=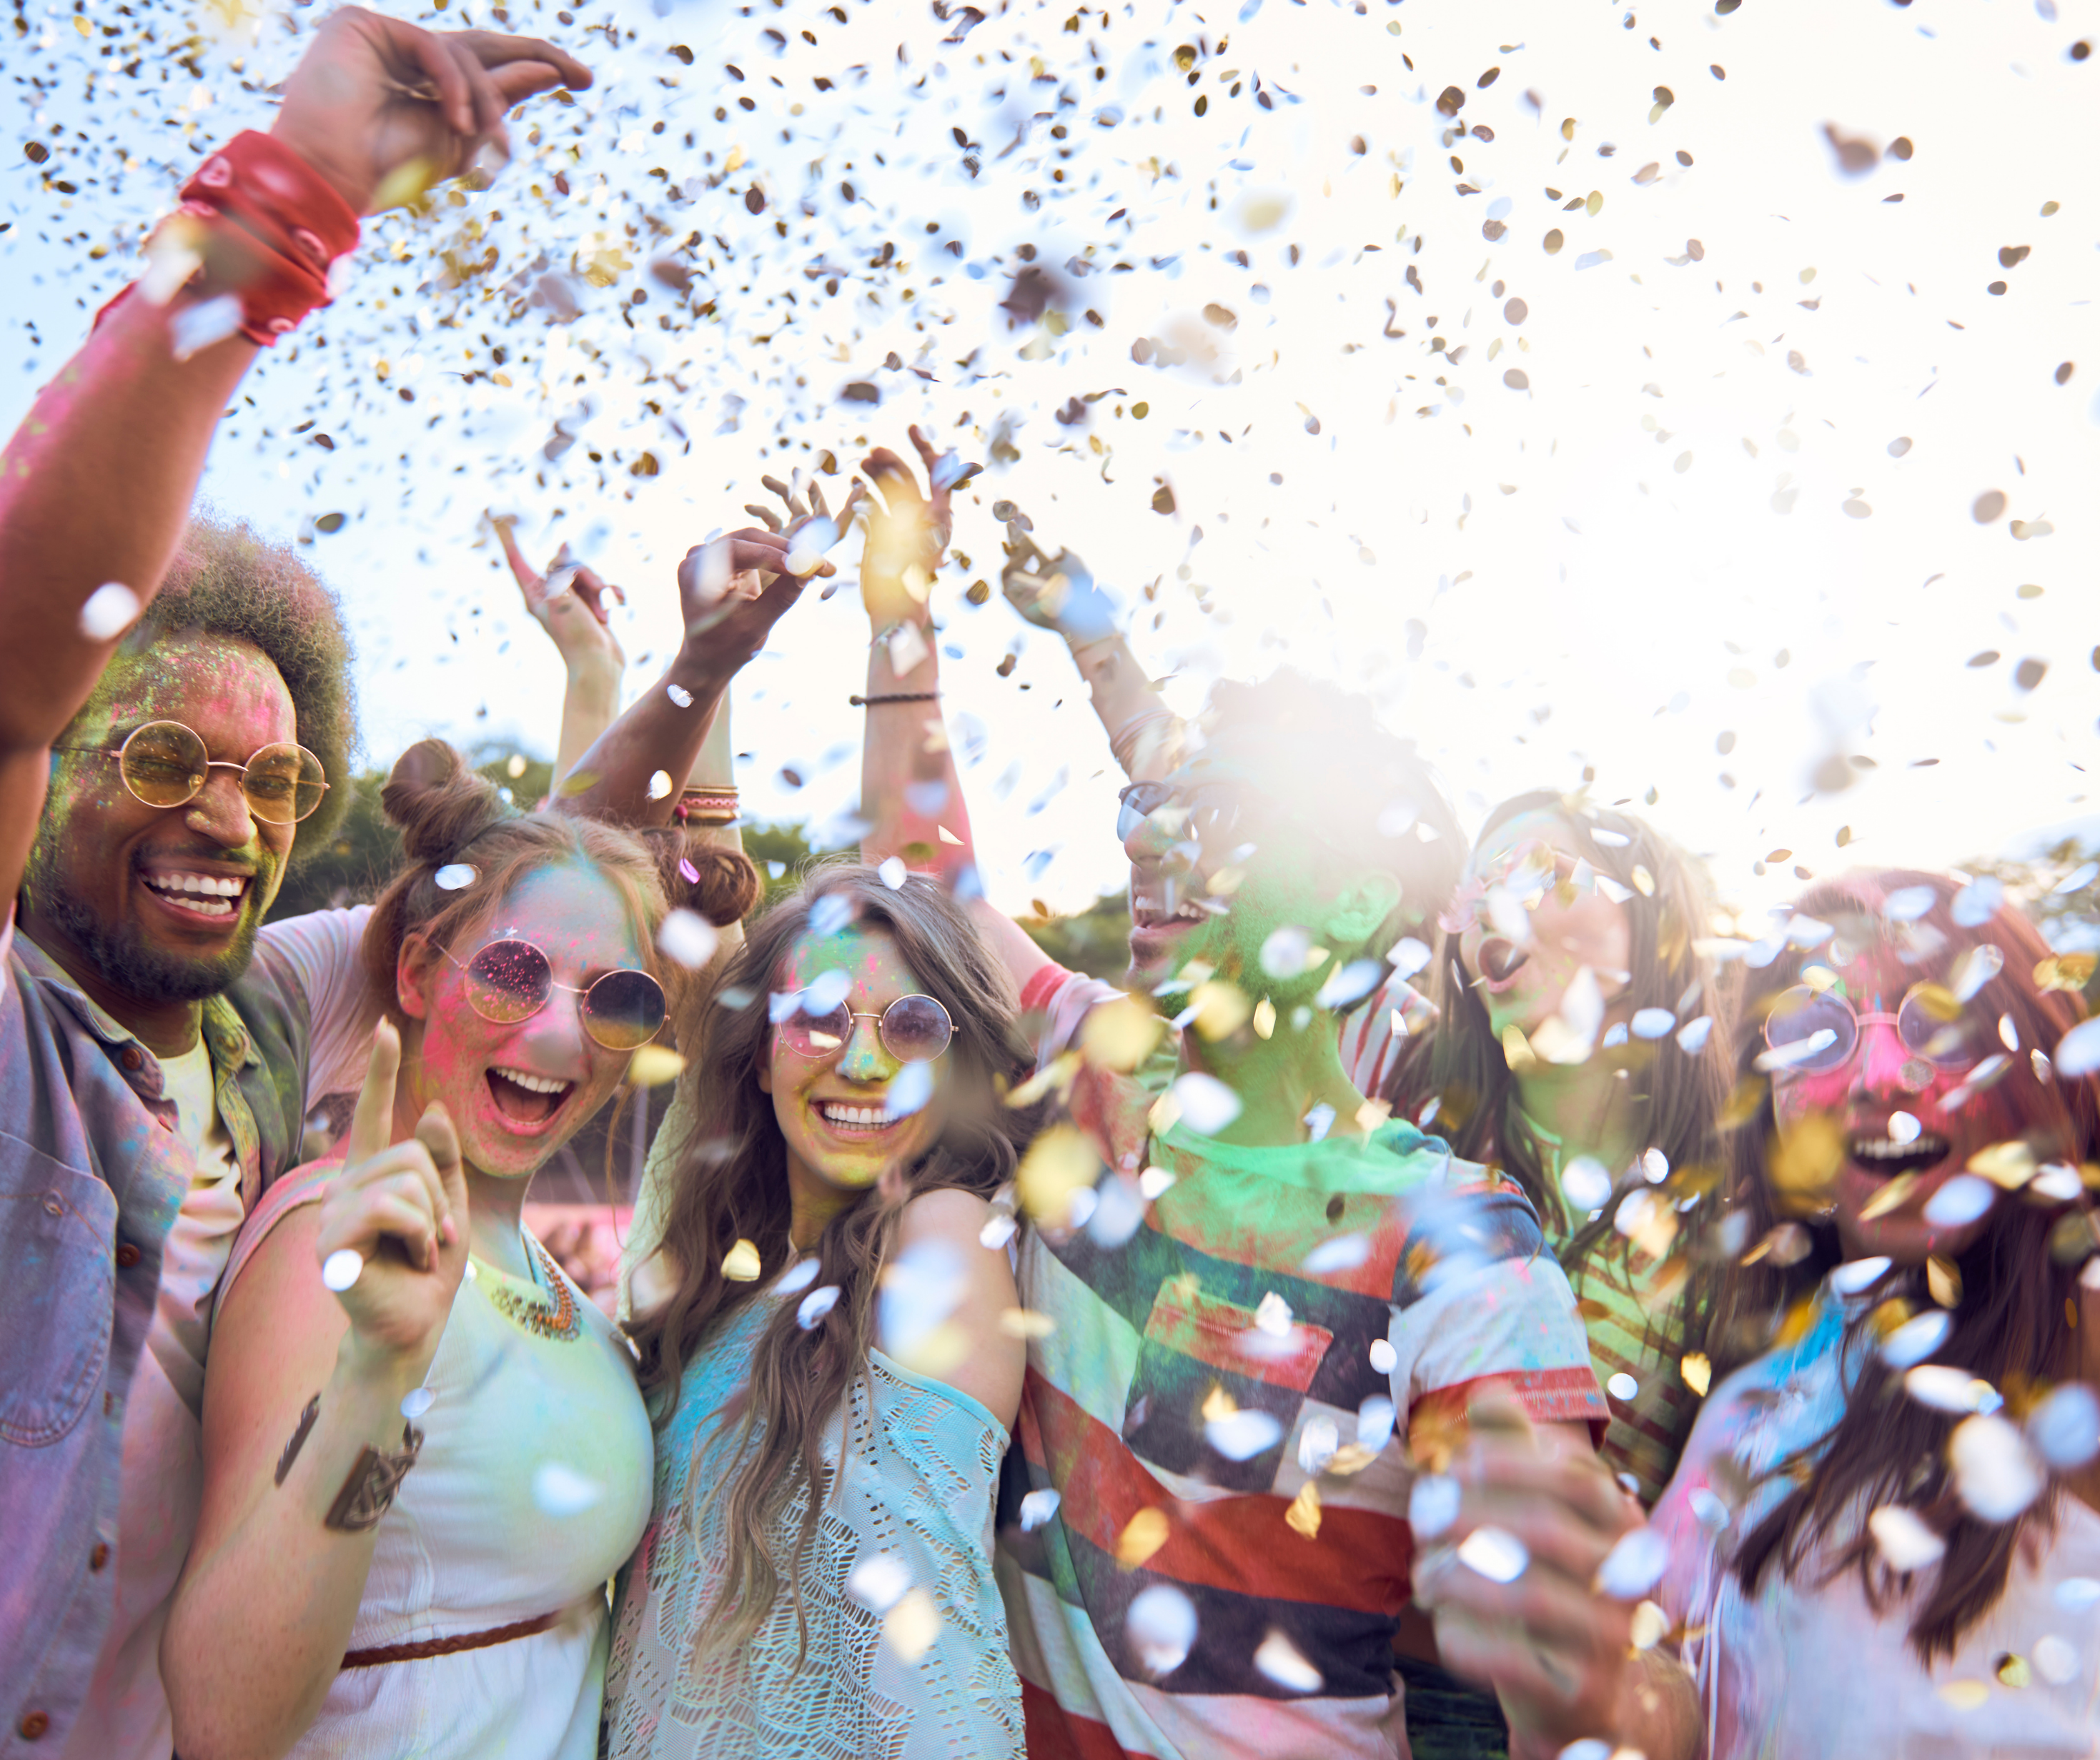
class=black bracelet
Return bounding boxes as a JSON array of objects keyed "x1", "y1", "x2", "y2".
[{"x1": 851, "y1": 692, "x2": 941, "y2": 706}]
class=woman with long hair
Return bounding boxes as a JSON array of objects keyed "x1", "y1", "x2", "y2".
[
  {"x1": 162, "y1": 740, "x2": 756, "y2": 1758},
  {"x1": 1410, "y1": 867, "x2": 2100, "y2": 1759},
  {"x1": 603, "y1": 862, "x2": 1042, "y2": 1760},
  {"x1": 1389, "y1": 792, "x2": 1735, "y2": 1506}
]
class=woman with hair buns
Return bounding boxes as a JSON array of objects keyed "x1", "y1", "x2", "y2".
[
  {"x1": 1411, "y1": 869, "x2": 2100, "y2": 1760},
  {"x1": 162, "y1": 739, "x2": 757, "y2": 1760}
]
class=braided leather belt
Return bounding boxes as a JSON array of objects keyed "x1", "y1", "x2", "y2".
[{"x1": 340, "y1": 1610, "x2": 560, "y2": 1670}]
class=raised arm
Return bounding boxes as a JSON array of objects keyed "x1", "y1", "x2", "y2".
[
  {"x1": 851, "y1": 431, "x2": 1051, "y2": 995},
  {"x1": 999, "y1": 522, "x2": 1184, "y2": 782},
  {"x1": 166, "y1": 1025, "x2": 470, "y2": 1758},
  {"x1": 492, "y1": 516, "x2": 627, "y2": 790},
  {"x1": 0, "y1": 7, "x2": 590, "y2": 913},
  {"x1": 553, "y1": 528, "x2": 813, "y2": 827}
]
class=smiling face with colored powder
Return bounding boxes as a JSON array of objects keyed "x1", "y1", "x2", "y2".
[
  {"x1": 394, "y1": 862, "x2": 653, "y2": 1182},
  {"x1": 758, "y1": 925, "x2": 955, "y2": 1233},
  {"x1": 25, "y1": 632, "x2": 299, "y2": 1013}
]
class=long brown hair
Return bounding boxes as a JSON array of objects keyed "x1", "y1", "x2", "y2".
[
  {"x1": 1385, "y1": 793, "x2": 1735, "y2": 1338},
  {"x1": 1719, "y1": 870, "x2": 2099, "y2": 1659},
  {"x1": 625, "y1": 861, "x2": 1044, "y2": 1659}
]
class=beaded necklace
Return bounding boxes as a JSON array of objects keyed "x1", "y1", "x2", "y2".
[{"x1": 474, "y1": 1236, "x2": 583, "y2": 1343}]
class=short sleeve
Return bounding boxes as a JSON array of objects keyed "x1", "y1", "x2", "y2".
[
  {"x1": 258, "y1": 907, "x2": 375, "y2": 1103},
  {"x1": 1385, "y1": 1173, "x2": 1608, "y2": 1438}
]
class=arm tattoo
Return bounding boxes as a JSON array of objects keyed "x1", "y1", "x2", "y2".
[{"x1": 274, "y1": 1393, "x2": 322, "y2": 1487}]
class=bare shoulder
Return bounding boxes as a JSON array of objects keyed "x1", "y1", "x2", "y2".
[
  {"x1": 896, "y1": 1184, "x2": 999, "y2": 1248},
  {"x1": 892, "y1": 1187, "x2": 1023, "y2": 1431}
]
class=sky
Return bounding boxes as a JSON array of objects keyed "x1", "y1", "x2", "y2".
[{"x1": 6, "y1": 0, "x2": 2096, "y2": 928}]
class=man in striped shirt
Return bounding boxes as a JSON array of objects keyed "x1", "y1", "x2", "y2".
[{"x1": 878, "y1": 667, "x2": 1610, "y2": 1758}]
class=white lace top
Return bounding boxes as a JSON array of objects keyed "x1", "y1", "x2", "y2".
[{"x1": 602, "y1": 1281, "x2": 1024, "y2": 1759}]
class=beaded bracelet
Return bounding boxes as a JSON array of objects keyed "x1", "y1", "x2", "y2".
[
  {"x1": 676, "y1": 786, "x2": 739, "y2": 827},
  {"x1": 851, "y1": 692, "x2": 941, "y2": 707}
]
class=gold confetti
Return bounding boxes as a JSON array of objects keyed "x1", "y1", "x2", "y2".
[
  {"x1": 722, "y1": 1238, "x2": 763, "y2": 1281},
  {"x1": 999, "y1": 1306, "x2": 1056, "y2": 1340},
  {"x1": 1015, "y1": 1125, "x2": 1101, "y2": 1226},
  {"x1": 1928, "y1": 1255, "x2": 1963, "y2": 1308},
  {"x1": 625, "y1": 1045, "x2": 687, "y2": 1088},
  {"x1": 1189, "y1": 980, "x2": 1252, "y2": 1040},
  {"x1": 1079, "y1": 995, "x2": 1164, "y2": 1071},
  {"x1": 883, "y1": 1588, "x2": 941, "y2": 1661},
  {"x1": 1285, "y1": 1481, "x2": 1323, "y2": 1539},
  {"x1": 1680, "y1": 1352, "x2": 1713, "y2": 1396},
  {"x1": 1116, "y1": 1508, "x2": 1170, "y2": 1569}
]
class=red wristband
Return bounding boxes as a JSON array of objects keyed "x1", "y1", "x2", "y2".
[{"x1": 104, "y1": 131, "x2": 362, "y2": 347}]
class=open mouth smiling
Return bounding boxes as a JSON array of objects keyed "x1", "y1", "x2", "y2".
[
  {"x1": 139, "y1": 867, "x2": 252, "y2": 924},
  {"x1": 1477, "y1": 937, "x2": 1530, "y2": 986},
  {"x1": 814, "y1": 1098, "x2": 911, "y2": 1138},
  {"x1": 486, "y1": 1065, "x2": 575, "y2": 1130},
  {"x1": 1846, "y1": 1130, "x2": 1951, "y2": 1180}
]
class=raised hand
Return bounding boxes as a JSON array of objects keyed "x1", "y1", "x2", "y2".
[
  {"x1": 998, "y1": 510, "x2": 1119, "y2": 648},
  {"x1": 312, "y1": 1020, "x2": 470, "y2": 1367},
  {"x1": 857, "y1": 424, "x2": 976, "y2": 630},
  {"x1": 492, "y1": 514, "x2": 627, "y2": 675},
  {"x1": 1411, "y1": 1391, "x2": 1680, "y2": 1757},
  {"x1": 272, "y1": 7, "x2": 593, "y2": 216},
  {"x1": 674, "y1": 527, "x2": 823, "y2": 672}
]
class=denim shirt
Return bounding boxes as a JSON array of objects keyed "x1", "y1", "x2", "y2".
[{"x1": 0, "y1": 925, "x2": 314, "y2": 1754}]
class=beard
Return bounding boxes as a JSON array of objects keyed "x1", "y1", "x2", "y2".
[{"x1": 25, "y1": 821, "x2": 270, "y2": 1006}]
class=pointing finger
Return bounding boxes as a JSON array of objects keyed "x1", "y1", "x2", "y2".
[{"x1": 347, "y1": 1020, "x2": 402, "y2": 1168}]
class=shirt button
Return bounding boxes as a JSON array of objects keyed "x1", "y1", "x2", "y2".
[
  {"x1": 120, "y1": 1047, "x2": 144, "y2": 1071},
  {"x1": 89, "y1": 1543, "x2": 110, "y2": 1572},
  {"x1": 17, "y1": 1710, "x2": 49, "y2": 1739},
  {"x1": 116, "y1": 1245, "x2": 141, "y2": 1268}
]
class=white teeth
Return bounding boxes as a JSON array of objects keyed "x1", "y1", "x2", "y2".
[
  {"x1": 145, "y1": 872, "x2": 247, "y2": 900},
  {"x1": 493, "y1": 1067, "x2": 569, "y2": 1096},
  {"x1": 818, "y1": 1101, "x2": 894, "y2": 1128},
  {"x1": 1851, "y1": 1135, "x2": 1948, "y2": 1160}
]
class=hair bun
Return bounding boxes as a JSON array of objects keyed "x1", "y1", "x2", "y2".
[
  {"x1": 381, "y1": 737, "x2": 504, "y2": 866},
  {"x1": 645, "y1": 833, "x2": 763, "y2": 927}
]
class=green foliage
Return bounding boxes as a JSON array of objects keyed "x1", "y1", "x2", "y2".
[
  {"x1": 1022, "y1": 888, "x2": 1134, "y2": 981},
  {"x1": 267, "y1": 747, "x2": 555, "y2": 922}
]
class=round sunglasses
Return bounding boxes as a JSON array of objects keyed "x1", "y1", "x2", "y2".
[
  {"x1": 54, "y1": 719, "x2": 329, "y2": 825},
  {"x1": 1762, "y1": 983, "x2": 1976, "y2": 1076},
  {"x1": 777, "y1": 993, "x2": 954, "y2": 1063},
  {"x1": 443, "y1": 938, "x2": 665, "y2": 1052}
]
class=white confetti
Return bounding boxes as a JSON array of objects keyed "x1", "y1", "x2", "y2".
[
  {"x1": 1562, "y1": 1155, "x2": 1615, "y2": 1212},
  {"x1": 1252, "y1": 1630, "x2": 1323, "y2": 1694},
  {"x1": 169, "y1": 292, "x2": 244, "y2": 360},
  {"x1": 2057, "y1": 1578, "x2": 2100, "y2": 1614},
  {"x1": 877, "y1": 855, "x2": 909, "y2": 890},
  {"x1": 531, "y1": 1461, "x2": 605, "y2": 1516},
  {"x1": 2026, "y1": 1383, "x2": 2100, "y2": 1470},
  {"x1": 1675, "y1": 1015, "x2": 1714, "y2": 1053},
  {"x1": 1367, "y1": 1337, "x2": 1398, "y2": 1376},
  {"x1": 1951, "y1": 877, "x2": 2004, "y2": 928},
  {"x1": 846, "y1": 1553, "x2": 911, "y2": 1614},
  {"x1": 1829, "y1": 1256, "x2": 1893, "y2": 1295},
  {"x1": 1868, "y1": 1504, "x2": 1946, "y2": 1572},
  {"x1": 1296, "y1": 1415, "x2": 1339, "y2": 1476},
  {"x1": 1356, "y1": 1394, "x2": 1397, "y2": 1453},
  {"x1": 1019, "y1": 1488, "x2": 1061, "y2": 1531},
  {"x1": 432, "y1": 863, "x2": 478, "y2": 892},
  {"x1": 1126, "y1": 1584, "x2": 1199, "y2": 1677},
  {"x1": 1457, "y1": 1526, "x2": 1530, "y2": 1584},
  {"x1": 1302, "y1": 1233, "x2": 1370, "y2": 1273},
  {"x1": 647, "y1": 769, "x2": 675, "y2": 800},
  {"x1": 1922, "y1": 1175, "x2": 1996, "y2": 1228},
  {"x1": 400, "y1": 1386, "x2": 435, "y2": 1421},
  {"x1": 1905, "y1": 1365, "x2": 2002, "y2": 1415},
  {"x1": 658, "y1": 908, "x2": 720, "y2": 970},
  {"x1": 797, "y1": 1284, "x2": 842, "y2": 1330},
  {"x1": 1206, "y1": 1408, "x2": 1284, "y2": 1461},
  {"x1": 321, "y1": 1248, "x2": 364, "y2": 1292},
  {"x1": 1593, "y1": 1527, "x2": 1670, "y2": 1599},
  {"x1": 1608, "y1": 1372, "x2": 1640, "y2": 1401},
  {"x1": 2055, "y1": 1017, "x2": 2100, "y2": 1079},
  {"x1": 1169, "y1": 1072, "x2": 1242, "y2": 1135},
  {"x1": 77, "y1": 582, "x2": 141, "y2": 640},
  {"x1": 665, "y1": 682, "x2": 694, "y2": 707},
  {"x1": 2033, "y1": 1634, "x2": 2079, "y2": 1685},
  {"x1": 1951, "y1": 1413, "x2": 2046, "y2": 1522},
  {"x1": 1408, "y1": 1473, "x2": 1461, "y2": 1539},
  {"x1": 1879, "y1": 1309, "x2": 1953, "y2": 1370},
  {"x1": 775, "y1": 1258, "x2": 821, "y2": 1296},
  {"x1": 979, "y1": 1210, "x2": 1018, "y2": 1250},
  {"x1": 1630, "y1": 1008, "x2": 1677, "y2": 1040}
]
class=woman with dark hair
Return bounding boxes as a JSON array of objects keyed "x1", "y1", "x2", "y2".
[
  {"x1": 1410, "y1": 868, "x2": 2100, "y2": 1759},
  {"x1": 603, "y1": 862, "x2": 1042, "y2": 1760},
  {"x1": 162, "y1": 740, "x2": 754, "y2": 1759},
  {"x1": 1389, "y1": 793, "x2": 1735, "y2": 1507}
]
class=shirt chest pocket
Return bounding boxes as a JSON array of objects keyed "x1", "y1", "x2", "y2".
[
  {"x1": 0, "y1": 1140, "x2": 117, "y2": 1446},
  {"x1": 1120, "y1": 1279, "x2": 1332, "y2": 1493}
]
